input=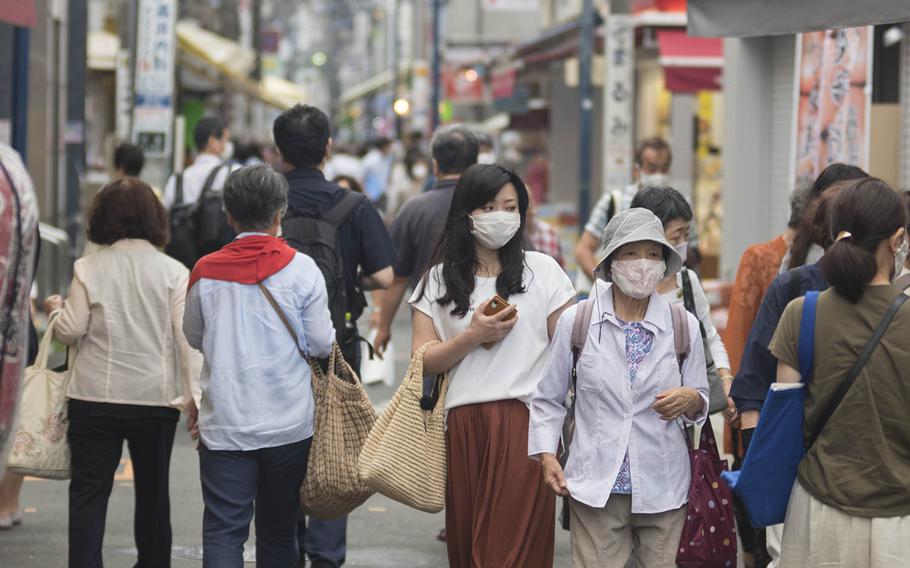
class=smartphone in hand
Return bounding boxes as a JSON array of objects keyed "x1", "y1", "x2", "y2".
[{"x1": 482, "y1": 295, "x2": 515, "y2": 349}]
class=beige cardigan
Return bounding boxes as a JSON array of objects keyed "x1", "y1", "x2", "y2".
[{"x1": 54, "y1": 239, "x2": 201, "y2": 410}]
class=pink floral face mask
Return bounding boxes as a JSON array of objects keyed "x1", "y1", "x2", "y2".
[{"x1": 610, "y1": 259, "x2": 666, "y2": 299}]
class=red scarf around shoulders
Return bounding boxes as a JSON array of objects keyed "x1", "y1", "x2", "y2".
[{"x1": 188, "y1": 235, "x2": 296, "y2": 290}]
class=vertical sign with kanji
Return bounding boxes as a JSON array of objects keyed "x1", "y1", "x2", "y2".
[
  {"x1": 131, "y1": 0, "x2": 176, "y2": 158},
  {"x1": 603, "y1": 14, "x2": 635, "y2": 194}
]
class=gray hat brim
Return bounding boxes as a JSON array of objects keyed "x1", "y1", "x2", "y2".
[{"x1": 593, "y1": 207, "x2": 684, "y2": 281}]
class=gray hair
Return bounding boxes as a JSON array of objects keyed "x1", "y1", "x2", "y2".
[{"x1": 223, "y1": 165, "x2": 288, "y2": 232}]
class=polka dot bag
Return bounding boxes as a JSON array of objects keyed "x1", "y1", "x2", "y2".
[{"x1": 676, "y1": 419, "x2": 738, "y2": 568}]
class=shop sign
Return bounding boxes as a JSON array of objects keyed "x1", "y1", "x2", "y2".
[
  {"x1": 603, "y1": 14, "x2": 635, "y2": 193},
  {"x1": 791, "y1": 27, "x2": 872, "y2": 192},
  {"x1": 132, "y1": 0, "x2": 177, "y2": 158},
  {"x1": 0, "y1": 0, "x2": 36, "y2": 28},
  {"x1": 443, "y1": 67, "x2": 486, "y2": 104},
  {"x1": 491, "y1": 67, "x2": 517, "y2": 100}
]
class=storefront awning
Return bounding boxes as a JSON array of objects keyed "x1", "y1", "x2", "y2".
[
  {"x1": 177, "y1": 21, "x2": 256, "y2": 80},
  {"x1": 687, "y1": 0, "x2": 910, "y2": 38},
  {"x1": 657, "y1": 29, "x2": 723, "y2": 93},
  {"x1": 0, "y1": 0, "x2": 36, "y2": 27},
  {"x1": 340, "y1": 70, "x2": 394, "y2": 106},
  {"x1": 176, "y1": 20, "x2": 305, "y2": 110}
]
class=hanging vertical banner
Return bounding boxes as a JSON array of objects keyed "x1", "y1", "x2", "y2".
[
  {"x1": 603, "y1": 14, "x2": 635, "y2": 193},
  {"x1": 792, "y1": 27, "x2": 872, "y2": 191},
  {"x1": 132, "y1": 0, "x2": 177, "y2": 158}
]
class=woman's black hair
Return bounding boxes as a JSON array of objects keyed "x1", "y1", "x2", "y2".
[
  {"x1": 788, "y1": 163, "x2": 868, "y2": 269},
  {"x1": 629, "y1": 185, "x2": 692, "y2": 227},
  {"x1": 416, "y1": 164, "x2": 529, "y2": 317},
  {"x1": 821, "y1": 178, "x2": 907, "y2": 303}
]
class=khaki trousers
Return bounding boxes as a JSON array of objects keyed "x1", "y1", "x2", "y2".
[
  {"x1": 780, "y1": 482, "x2": 910, "y2": 568},
  {"x1": 569, "y1": 495, "x2": 686, "y2": 568}
]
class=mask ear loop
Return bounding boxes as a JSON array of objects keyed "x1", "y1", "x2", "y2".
[{"x1": 593, "y1": 263, "x2": 606, "y2": 344}]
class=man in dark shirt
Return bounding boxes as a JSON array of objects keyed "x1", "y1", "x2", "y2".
[
  {"x1": 372, "y1": 125, "x2": 479, "y2": 354},
  {"x1": 273, "y1": 104, "x2": 396, "y2": 568}
]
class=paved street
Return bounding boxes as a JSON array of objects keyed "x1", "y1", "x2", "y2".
[{"x1": 1, "y1": 306, "x2": 573, "y2": 567}]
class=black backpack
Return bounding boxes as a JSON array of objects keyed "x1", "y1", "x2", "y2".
[
  {"x1": 166, "y1": 164, "x2": 235, "y2": 268},
  {"x1": 281, "y1": 191, "x2": 365, "y2": 340}
]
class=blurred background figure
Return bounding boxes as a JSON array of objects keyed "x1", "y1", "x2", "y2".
[
  {"x1": 333, "y1": 175, "x2": 365, "y2": 195},
  {"x1": 325, "y1": 144, "x2": 365, "y2": 185},
  {"x1": 525, "y1": 149, "x2": 550, "y2": 205},
  {"x1": 112, "y1": 143, "x2": 145, "y2": 179},
  {"x1": 476, "y1": 131, "x2": 496, "y2": 165},
  {"x1": 233, "y1": 142, "x2": 265, "y2": 167},
  {"x1": 362, "y1": 138, "x2": 394, "y2": 207}
]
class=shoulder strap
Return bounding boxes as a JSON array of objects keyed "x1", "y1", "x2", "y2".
[
  {"x1": 570, "y1": 299, "x2": 596, "y2": 387},
  {"x1": 680, "y1": 269, "x2": 697, "y2": 314},
  {"x1": 607, "y1": 192, "x2": 617, "y2": 221},
  {"x1": 680, "y1": 269, "x2": 709, "y2": 340},
  {"x1": 257, "y1": 282, "x2": 306, "y2": 359},
  {"x1": 892, "y1": 272, "x2": 910, "y2": 292},
  {"x1": 199, "y1": 163, "x2": 228, "y2": 199},
  {"x1": 798, "y1": 291, "x2": 819, "y2": 380},
  {"x1": 787, "y1": 266, "x2": 804, "y2": 302},
  {"x1": 175, "y1": 172, "x2": 184, "y2": 205},
  {"x1": 807, "y1": 293, "x2": 909, "y2": 449},
  {"x1": 322, "y1": 191, "x2": 364, "y2": 228},
  {"x1": 669, "y1": 302, "x2": 690, "y2": 369}
]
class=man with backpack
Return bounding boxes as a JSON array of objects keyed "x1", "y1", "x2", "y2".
[
  {"x1": 163, "y1": 117, "x2": 238, "y2": 267},
  {"x1": 372, "y1": 125, "x2": 479, "y2": 356},
  {"x1": 273, "y1": 104, "x2": 396, "y2": 568}
]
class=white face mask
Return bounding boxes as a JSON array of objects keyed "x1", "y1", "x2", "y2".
[
  {"x1": 611, "y1": 259, "x2": 666, "y2": 299},
  {"x1": 639, "y1": 173, "x2": 669, "y2": 187},
  {"x1": 221, "y1": 140, "x2": 235, "y2": 161},
  {"x1": 412, "y1": 163, "x2": 429, "y2": 179},
  {"x1": 477, "y1": 152, "x2": 496, "y2": 165},
  {"x1": 674, "y1": 242, "x2": 688, "y2": 263},
  {"x1": 469, "y1": 211, "x2": 521, "y2": 250}
]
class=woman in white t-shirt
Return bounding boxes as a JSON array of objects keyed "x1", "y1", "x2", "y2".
[{"x1": 409, "y1": 164, "x2": 575, "y2": 568}]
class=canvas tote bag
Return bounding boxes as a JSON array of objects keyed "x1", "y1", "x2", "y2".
[
  {"x1": 7, "y1": 316, "x2": 73, "y2": 479},
  {"x1": 358, "y1": 341, "x2": 447, "y2": 513}
]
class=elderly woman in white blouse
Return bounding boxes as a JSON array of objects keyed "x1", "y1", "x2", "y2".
[
  {"x1": 45, "y1": 178, "x2": 200, "y2": 568},
  {"x1": 529, "y1": 208, "x2": 708, "y2": 568}
]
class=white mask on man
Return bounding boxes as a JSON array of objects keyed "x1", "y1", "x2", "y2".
[
  {"x1": 639, "y1": 173, "x2": 669, "y2": 188},
  {"x1": 477, "y1": 151, "x2": 496, "y2": 165},
  {"x1": 221, "y1": 140, "x2": 235, "y2": 162}
]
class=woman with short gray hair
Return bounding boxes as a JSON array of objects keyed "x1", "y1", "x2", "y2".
[{"x1": 183, "y1": 165, "x2": 335, "y2": 567}]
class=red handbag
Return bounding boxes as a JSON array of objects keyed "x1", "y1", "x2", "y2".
[{"x1": 676, "y1": 419, "x2": 738, "y2": 568}]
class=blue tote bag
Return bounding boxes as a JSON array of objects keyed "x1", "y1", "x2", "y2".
[{"x1": 720, "y1": 292, "x2": 818, "y2": 528}]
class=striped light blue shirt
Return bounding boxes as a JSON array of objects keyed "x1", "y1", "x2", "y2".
[{"x1": 183, "y1": 233, "x2": 335, "y2": 451}]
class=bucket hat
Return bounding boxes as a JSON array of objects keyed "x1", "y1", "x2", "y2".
[{"x1": 593, "y1": 207, "x2": 684, "y2": 281}]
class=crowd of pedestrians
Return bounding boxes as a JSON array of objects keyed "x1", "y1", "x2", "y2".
[{"x1": 0, "y1": 99, "x2": 909, "y2": 568}]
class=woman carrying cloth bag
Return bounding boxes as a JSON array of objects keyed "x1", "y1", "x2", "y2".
[
  {"x1": 528, "y1": 208, "x2": 710, "y2": 567},
  {"x1": 408, "y1": 164, "x2": 575, "y2": 567}
]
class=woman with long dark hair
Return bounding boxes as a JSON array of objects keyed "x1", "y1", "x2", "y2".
[
  {"x1": 769, "y1": 178, "x2": 910, "y2": 565},
  {"x1": 409, "y1": 164, "x2": 575, "y2": 567}
]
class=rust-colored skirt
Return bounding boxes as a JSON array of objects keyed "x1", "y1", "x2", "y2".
[{"x1": 445, "y1": 399, "x2": 555, "y2": 568}]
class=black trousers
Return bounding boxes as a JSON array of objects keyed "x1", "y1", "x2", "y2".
[{"x1": 67, "y1": 404, "x2": 178, "y2": 568}]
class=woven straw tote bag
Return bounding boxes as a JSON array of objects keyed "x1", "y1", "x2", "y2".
[
  {"x1": 300, "y1": 343, "x2": 378, "y2": 518},
  {"x1": 358, "y1": 341, "x2": 447, "y2": 513},
  {"x1": 7, "y1": 315, "x2": 73, "y2": 480}
]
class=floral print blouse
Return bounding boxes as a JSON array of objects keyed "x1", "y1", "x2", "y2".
[{"x1": 611, "y1": 320, "x2": 655, "y2": 495}]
